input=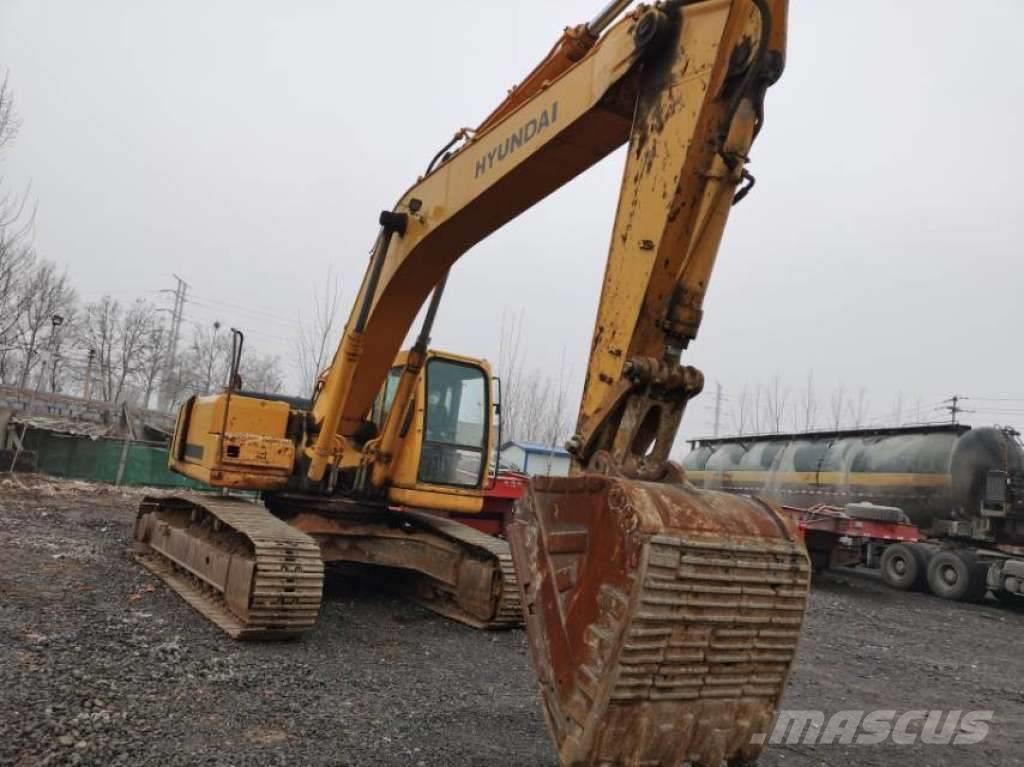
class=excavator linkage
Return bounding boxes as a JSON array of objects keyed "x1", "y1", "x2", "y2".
[{"x1": 508, "y1": 474, "x2": 809, "y2": 766}]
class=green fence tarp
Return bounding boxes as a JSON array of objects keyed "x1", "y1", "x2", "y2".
[{"x1": 23, "y1": 430, "x2": 206, "y2": 489}]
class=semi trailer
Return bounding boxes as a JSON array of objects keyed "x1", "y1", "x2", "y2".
[{"x1": 684, "y1": 424, "x2": 1024, "y2": 602}]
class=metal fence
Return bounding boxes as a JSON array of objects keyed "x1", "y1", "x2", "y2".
[{"x1": 20, "y1": 429, "x2": 203, "y2": 489}]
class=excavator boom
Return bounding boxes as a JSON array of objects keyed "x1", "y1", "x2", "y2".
[{"x1": 306, "y1": 0, "x2": 788, "y2": 484}]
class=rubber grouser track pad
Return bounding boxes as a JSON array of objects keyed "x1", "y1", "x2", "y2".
[{"x1": 507, "y1": 474, "x2": 809, "y2": 767}]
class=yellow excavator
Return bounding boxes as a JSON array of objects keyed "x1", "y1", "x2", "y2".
[{"x1": 134, "y1": 1, "x2": 809, "y2": 764}]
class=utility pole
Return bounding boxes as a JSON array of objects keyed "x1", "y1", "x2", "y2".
[
  {"x1": 712, "y1": 381, "x2": 723, "y2": 437},
  {"x1": 158, "y1": 274, "x2": 188, "y2": 412},
  {"x1": 83, "y1": 349, "x2": 96, "y2": 400},
  {"x1": 942, "y1": 395, "x2": 966, "y2": 425},
  {"x1": 32, "y1": 314, "x2": 64, "y2": 394}
]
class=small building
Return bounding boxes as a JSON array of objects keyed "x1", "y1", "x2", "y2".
[{"x1": 500, "y1": 440, "x2": 571, "y2": 477}]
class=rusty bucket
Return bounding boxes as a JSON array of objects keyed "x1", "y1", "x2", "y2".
[{"x1": 508, "y1": 474, "x2": 810, "y2": 766}]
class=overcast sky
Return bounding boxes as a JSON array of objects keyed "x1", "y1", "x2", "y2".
[{"x1": 2, "y1": 0, "x2": 1022, "y2": 446}]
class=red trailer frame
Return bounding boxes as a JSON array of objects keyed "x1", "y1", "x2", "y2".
[{"x1": 780, "y1": 504, "x2": 921, "y2": 572}]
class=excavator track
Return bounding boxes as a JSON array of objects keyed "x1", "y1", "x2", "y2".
[
  {"x1": 402, "y1": 510, "x2": 522, "y2": 629},
  {"x1": 134, "y1": 494, "x2": 324, "y2": 640}
]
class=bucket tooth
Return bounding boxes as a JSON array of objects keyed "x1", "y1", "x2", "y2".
[{"x1": 508, "y1": 474, "x2": 810, "y2": 767}]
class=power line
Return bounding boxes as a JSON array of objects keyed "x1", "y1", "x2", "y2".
[
  {"x1": 187, "y1": 292, "x2": 304, "y2": 328},
  {"x1": 185, "y1": 296, "x2": 299, "y2": 325},
  {"x1": 181, "y1": 315, "x2": 294, "y2": 347},
  {"x1": 183, "y1": 299, "x2": 301, "y2": 341}
]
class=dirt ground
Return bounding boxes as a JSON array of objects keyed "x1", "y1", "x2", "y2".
[{"x1": 1, "y1": 478, "x2": 1022, "y2": 767}]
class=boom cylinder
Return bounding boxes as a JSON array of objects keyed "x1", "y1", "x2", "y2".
[
  {"x1": 308, "y1": 214, "x2": 405, "y2": 483},
  {"x1": 367, "y1": 272, "x2": 450, "y2": 489},
  {"x1": 586, "y1": 0, "x2": 634, "y2": 35}
]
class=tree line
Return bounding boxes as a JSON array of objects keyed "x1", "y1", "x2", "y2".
[
  {"x1": 721, "y1": 373, "x2": 934, "y2": 438},
  {"x1": 495, "y1": 308, "x2": 573, "y2": 449}
]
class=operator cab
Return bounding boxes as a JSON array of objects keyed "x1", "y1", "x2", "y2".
[{"x1": 370, "y1": 349, "x2": 496, "y2": 506}]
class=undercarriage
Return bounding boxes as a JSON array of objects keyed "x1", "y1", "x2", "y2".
[{"x1": 133, "y1": 493, "x2": 522, "y2": 640}]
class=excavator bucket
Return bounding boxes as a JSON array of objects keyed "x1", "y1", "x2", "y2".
[{"x1": 508, "y1": 474, "x2": 809, "y2": 767}]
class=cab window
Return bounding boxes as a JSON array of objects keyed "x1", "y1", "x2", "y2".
[
  {"x1": 372, "y1": 367, "x2": 403, "y2": 428},
  {"x1": 419, "y1": 359, "x2": 488, "y2": 487}
]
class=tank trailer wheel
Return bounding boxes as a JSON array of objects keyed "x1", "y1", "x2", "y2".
[
  {"x1": 880, "y1": 543, "x2": 927, "y2": 591},
  {"x1": 926, "y1": 550, "x2": 988, "y2": 603}
]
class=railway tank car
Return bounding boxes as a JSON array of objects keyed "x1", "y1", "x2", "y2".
[{"x1": 683, "y1": 424, "x2": 1024, "y2": 601}]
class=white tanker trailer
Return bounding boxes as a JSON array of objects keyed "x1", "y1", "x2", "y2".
[{"x1": 683, "y1": 424, "x2": 1024, "y2": 602}]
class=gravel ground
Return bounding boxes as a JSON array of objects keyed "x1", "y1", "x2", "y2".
[{"x1": 1, "y1": 477, "x2": 1023, "y2": 766}]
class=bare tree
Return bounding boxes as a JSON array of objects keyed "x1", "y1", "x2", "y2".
[
  {"x1": 763, "y1": 376, "x2": 790, "y2": 433},
  {"x1": 846, "y1": 386, "x2": 869, "y2": 428},
  {"x1": 241, "y1": 353, "x2": 284, "y2": 394},
  {"x1": 751, "y1": 385, "x2": 764, "y2": 434},
  {"x1": 73, "y1": 297, "x2": 159, "y2": 404},
  {"x1": 0, "y1": 242, "x2": 33, "y2": 382},
  {"x1": 137, "y1": 326, "x2": 167, "y2": 409},
  {"x1": 891, "y1": 391, "x2": 904, "y2": 427},
  {"x1": 496, "y1": 307, "x2": 527, "y2": 442},
  {"x1": 113, "y1": 300, "x2": 162, "y2": 405},
  {"x1": 77, "y1": 297, "x2": 119, "y2": 402},
  {"x1": 15, "y1": 260, "x2": 75, "y2": 388},
  {"x1": 787, "y1": 400, "x2": 800, "y2": 433},
  {"x1": 182, "y1": 322, "x2": 231, "y2": 396},
  {"x1": 829, "y1": 385, "x2": 846, "y2": 430},
  {"x1": 0, "y1": 74, "x2": 17, "y2": 152},
  {"x1": 0, "y1": 78, "x2": 34, "y2": 289},
  {"x1": 910, "y1": 394, "x2": 925, "y2": 425},
  {"x1": 157, "y1": 320, "x2": 284, "y2": 404},
  {"x1": 797, "y1": 370, "x2": 818, "y2": 431},
  {"x1": 494, "y1": 308, "x2": 574, "y2": 448},
  {"x1": 731, "y1": 386, "x2": 751, "y2": 436},
  {"x1": 295, "y1": 268, "x2": 343, "y2": 396},
  {"x1": 546, "y1": 349, "x2": 573, "y2": 448},
  {"x1": 0, "y1": 72, "x2": 31, "y2": 232},
  {"x1": 518, "y1": 374, "x2": 550, "y2": 443},
  {"x1": 531, "y1": 352, "x2": 574, "y2": 471},
  {"x1": 0, "y1": 74, "x2": 38, "y2": 384}
]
